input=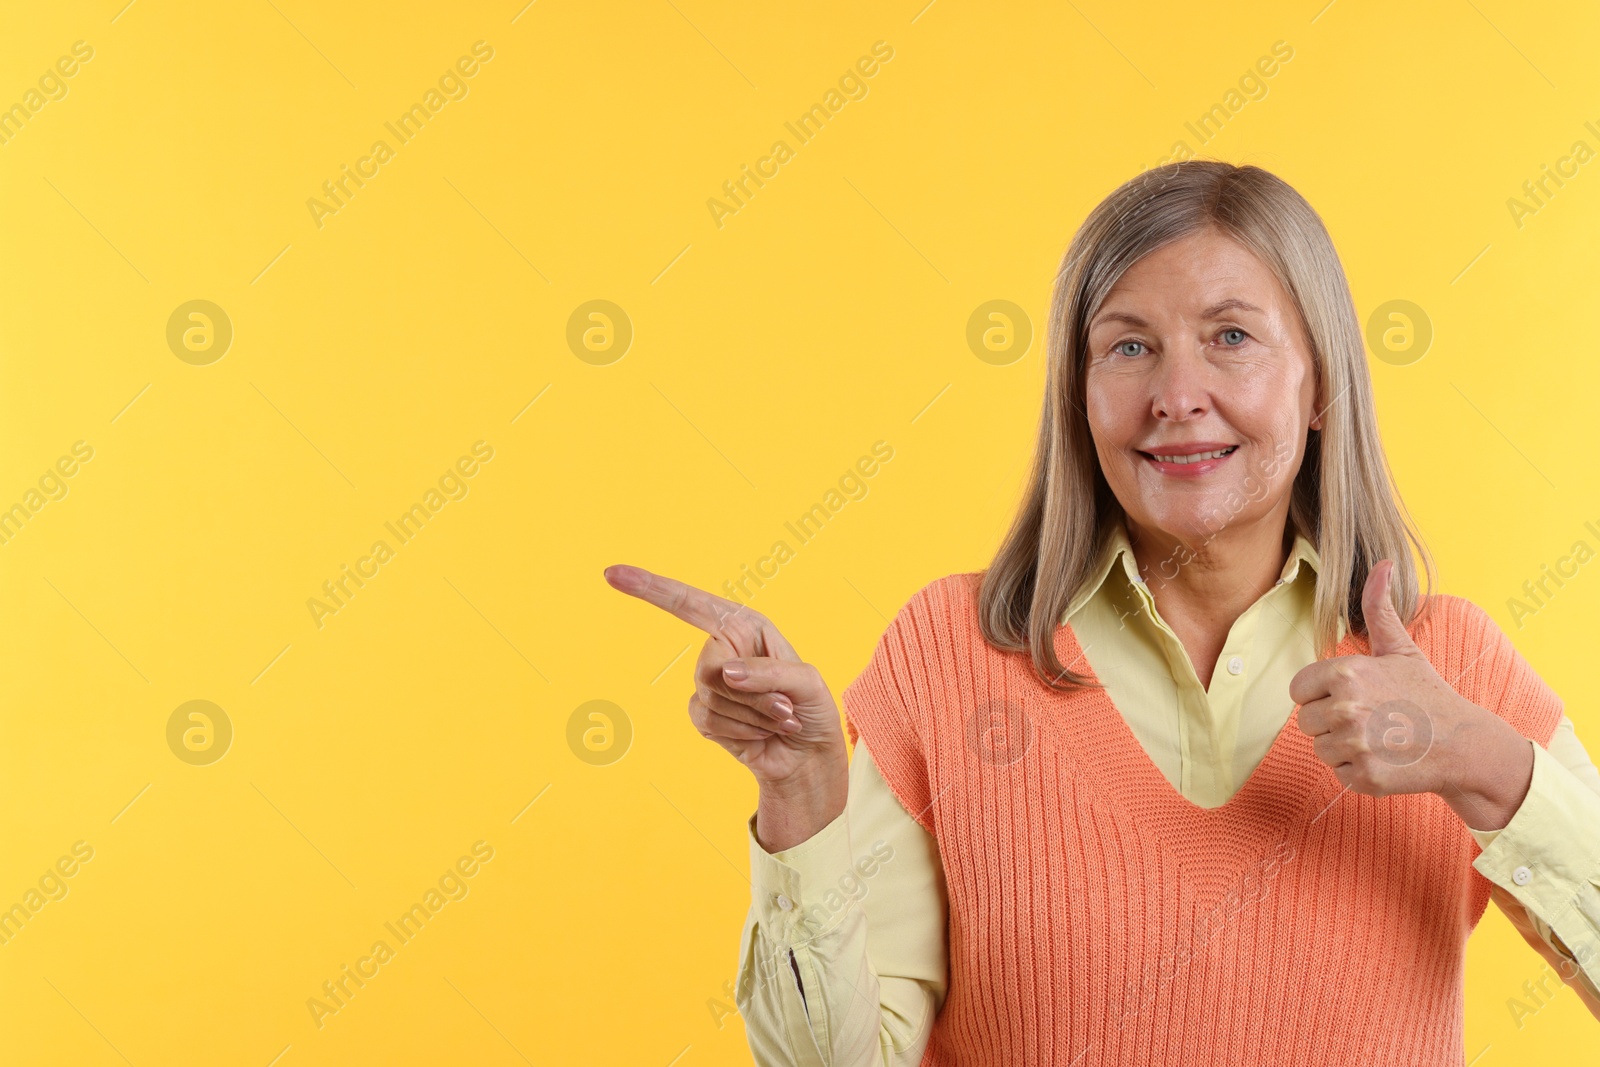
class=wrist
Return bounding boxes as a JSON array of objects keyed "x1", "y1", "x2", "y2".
[
  {"x1": 755, "y1": 749, "x2": 849, "y2": 853},
  {"x1": 1438, "y1": 712, "x2": 1534, "y2": 831}
]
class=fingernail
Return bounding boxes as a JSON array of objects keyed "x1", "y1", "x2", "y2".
[
  {"x1": 772, "y1": 696, "x2": 793, "y2": 716},
  {"x1": 779, "y1": 717, "x2": 801, "y2": 733},
  {"x1": 605, "y1": 565, "x2": 643, "y2": 592},
  {"x1": 722, "y1": 662, "x2": 747, "y2": 681}
]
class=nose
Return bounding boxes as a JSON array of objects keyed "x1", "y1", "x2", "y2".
[{"x1": 1150, "y1": 347, "x2": 1212, "y2": 421}]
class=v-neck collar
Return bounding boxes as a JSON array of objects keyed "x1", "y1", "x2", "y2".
[{"x1": 1045, "y1": 616, "x2": 1369, "y2": 834}]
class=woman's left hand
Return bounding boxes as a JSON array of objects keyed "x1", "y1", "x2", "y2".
[{"x1": 1289, "y1": 559, "x2": 1534, "y2": 829}]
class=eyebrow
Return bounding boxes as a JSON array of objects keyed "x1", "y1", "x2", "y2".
[{"x1": 1090, "y1": 297, "x2": 1266, "y2": 331}]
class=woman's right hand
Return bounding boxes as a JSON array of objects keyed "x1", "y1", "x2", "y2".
[{"x1": 602, "y1": 564, "x2": 848, "y2": 791}]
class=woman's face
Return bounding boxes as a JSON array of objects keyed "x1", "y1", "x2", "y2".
[{"x1": 1083, "y1": 227, "x2": 1321, "y2": 556}]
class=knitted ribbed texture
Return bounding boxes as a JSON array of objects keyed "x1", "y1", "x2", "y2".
[{"x1": 843, "y1": 572, "x2": 1564, "y2": 1067}]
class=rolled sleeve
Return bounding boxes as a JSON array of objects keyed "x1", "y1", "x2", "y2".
[
  {"x1": 738, "y1": 805, "x2": 881, "y2": 1066},
  {"x1": 1473, "y1": 738, "x2": 1600, "y2": 992},
  {"x1": 749, "y1": 806, "x2": 862, "y2": 945},
  {"x1": 735, "y1": 739, "x2": 948, "y2": 1067},
  {"x1": 738, "y1": 811, "x2": 833, "y2": 1067}
]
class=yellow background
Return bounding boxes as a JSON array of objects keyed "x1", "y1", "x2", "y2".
[{"x1": 2, "y1": 0, "x2": 1598, "y2": 1062}]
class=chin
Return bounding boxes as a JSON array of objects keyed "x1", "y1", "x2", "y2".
[{"x1": 1138, "y1": 503, "x2": 1235, "y2": 545}]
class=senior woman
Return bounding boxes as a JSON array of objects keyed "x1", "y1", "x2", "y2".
[{"x1": 604, "y1": 161, "x2": 1600, "y2": 1065}]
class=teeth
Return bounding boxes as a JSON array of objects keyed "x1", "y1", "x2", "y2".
[{"x1": 1151, "y1": 447, "x2": 1235, "y2": 464}]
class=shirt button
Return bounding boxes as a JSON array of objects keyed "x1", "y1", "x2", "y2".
[
  {"x1": 1227, "y1": 656, "x2": 1244, "y2": 675},
  {"x1": 776, "y1": 894, "x2": 793, "y2": 911},
  {"x1": 1513, "y1": 866, "x2": 1532, "y2": 886}
]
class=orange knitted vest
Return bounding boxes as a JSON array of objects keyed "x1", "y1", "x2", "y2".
[{"x1": 842, "y1": 572, "x2": 1565, "y2": 1067}]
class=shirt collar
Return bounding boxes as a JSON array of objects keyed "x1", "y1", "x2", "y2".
[{"x1": 1062, "y1": 517, "x2": 1323, "y2": 622}]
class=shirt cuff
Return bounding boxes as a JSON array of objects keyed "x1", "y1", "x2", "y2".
[
  {"x1": 747, "y1": 806, "x2": 860, "y2": 944},
  {"x1": 1473, "y1": 738, "x2": 1600, "y2": 975}
]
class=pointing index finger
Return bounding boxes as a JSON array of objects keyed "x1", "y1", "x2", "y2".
[{"x1": 604, "y1": 564, "x2": 753, "y2": 636}]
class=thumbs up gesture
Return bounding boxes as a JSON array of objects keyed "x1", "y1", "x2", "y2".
[{"x1": 1290, "y1": 559, "x2": 1531, "y2": 824}]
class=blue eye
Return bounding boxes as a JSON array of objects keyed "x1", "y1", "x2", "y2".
[
  {"x1": 1220, "y1": 328, "x2": 1247, "y2": 346},
  {"x1": 1115, "y1": 340, "x2": 1146, "y2": 357}
]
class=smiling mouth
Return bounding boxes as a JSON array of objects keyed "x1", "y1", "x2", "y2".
[{"x1": 1140, "y1": 445, "x2": 1239, "y2": 465}]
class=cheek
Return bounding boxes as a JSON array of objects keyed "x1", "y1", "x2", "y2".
[
  {"x1": 1084, "y1": 394, "x2": 1138, "y2": 482},
  {"x1": 1084, "y1": 375, "x2": 1141, "y2": 445},
  {"x1": 1267, "y1": 382, "x2": 1316, "y2": 449},
  {"x1": 1229, "y1": 368, "x2": 1309, "y2": 445},
  {"x1": 1254, "y1": 408, "x2": 1303, "y2": 449},
  {"x1": 1235, "y1": 415, "x2": 1307, "y2": 504}
]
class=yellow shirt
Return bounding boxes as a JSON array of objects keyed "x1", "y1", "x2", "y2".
[{"x1": 735, "y1": 521, "x2": 1600, "y2": 1066}]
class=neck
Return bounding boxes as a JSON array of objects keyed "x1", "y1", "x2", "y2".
[{"x1": 1125, "y1": 509, "x2": 1294, "y2": 629}]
